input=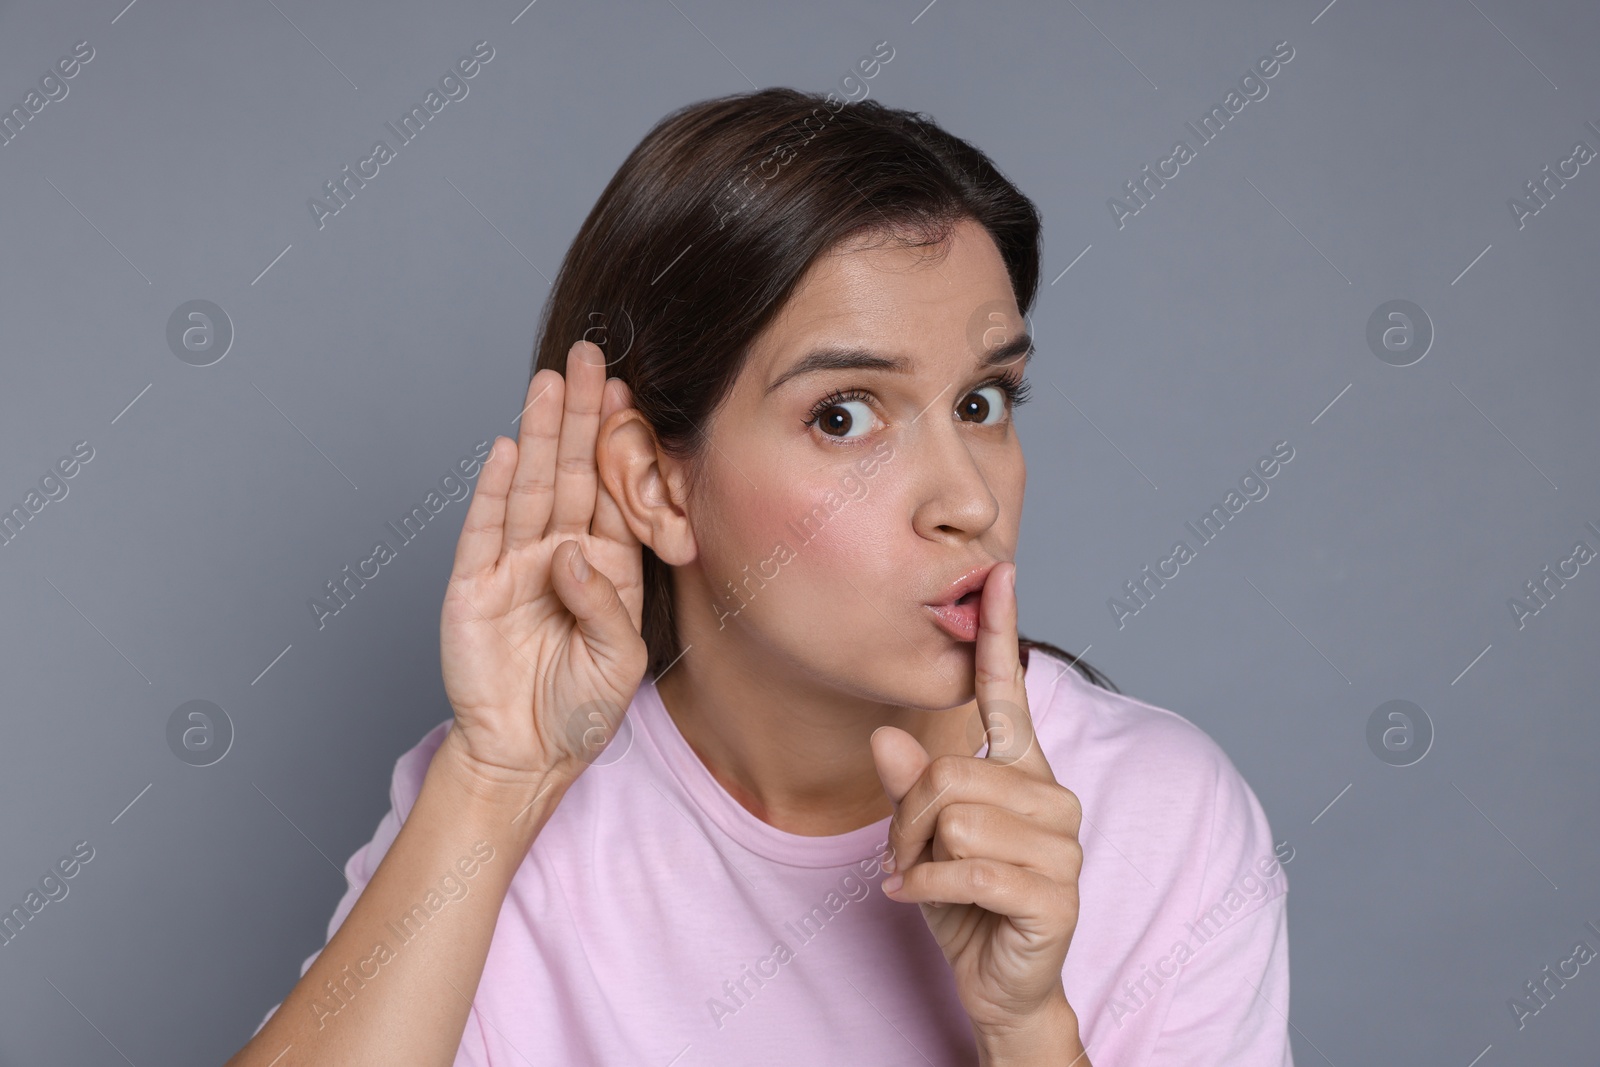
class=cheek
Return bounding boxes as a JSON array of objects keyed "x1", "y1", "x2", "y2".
[
  {"x1": 739, "y1": 473, "x2": 895, "y2": 574},
  {"x1": 699, "y1": 453, "x2": 901, "y2": 609}
]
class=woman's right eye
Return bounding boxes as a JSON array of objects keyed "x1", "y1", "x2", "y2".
[{"x1": 805, "y1": 391, "x2": 881, "y2": 441}]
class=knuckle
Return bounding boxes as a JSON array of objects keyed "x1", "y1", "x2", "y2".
[
  {"x1": 508, "y1": 474, "x2": 554, "y2": 497},
  {"x1": 1054, "y1": 785, "x2": 1083, "y2": 825},
  {"x1": 1055, "y1": 880, "x2": 1081, "y2": 920},
  {"x1": 937, "y1": 804, "x2": 983, "y2": 853},
  {"x1": 927, "y1": 753, "x2": 967, "y2": 795},
  {"x1": 1056, "y1": 836, "x2": 1084, "y2": 876},
  {"x1": 883, "y1": 823, "x2": 904, "y2": 864},
  {"x1": 967, "y1": 857, "x2": 1004, "y2": 894}
]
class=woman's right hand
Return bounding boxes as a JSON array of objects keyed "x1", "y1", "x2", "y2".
[{"x1": 437, "y1": 339, "x2": 649, "y2": 790}]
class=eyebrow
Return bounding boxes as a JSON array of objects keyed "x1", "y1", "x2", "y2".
[{"x1": 765, "y1": 332, "x2": 1034, "y2": 396}]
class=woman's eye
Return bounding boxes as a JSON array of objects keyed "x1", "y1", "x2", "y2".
[
  {"x1": 956, "y1": 384, "x2": 1009, "y2": 426},
  {"x1": 813, "y1": 398, "x2": 878, "y2": 439}
]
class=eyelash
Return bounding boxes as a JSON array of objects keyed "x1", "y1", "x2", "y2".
[{"x1": 802, "y1": 375, "x2": 1033, "y2": 438}]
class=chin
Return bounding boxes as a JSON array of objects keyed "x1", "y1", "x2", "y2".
[{"x1": 873, "y1": 644, "x2": 979, "y2": 711}]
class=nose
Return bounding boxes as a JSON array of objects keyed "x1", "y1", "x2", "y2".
[{"x1": 907, "y1": 410, "x2": 1004, "y2": 542}]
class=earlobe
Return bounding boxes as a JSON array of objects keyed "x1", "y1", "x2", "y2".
[{"x1": 598, "y1": 409, "x2": 697, "y2": 565}]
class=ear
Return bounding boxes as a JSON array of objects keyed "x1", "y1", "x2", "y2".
[{"x1": 597, "y1": 405, "x2": 698, "y2": 565}]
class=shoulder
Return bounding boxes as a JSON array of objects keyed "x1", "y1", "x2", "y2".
[
  {"x1": 1027, "y1": 654, "x2": 1294, "y2": 1053},
  {"x1": 1029, "y1": 647, "x2": 1238, "y2": 798},
  {"x1": 1028, "y1": 649, "x2": 1289, "y2": 909}
]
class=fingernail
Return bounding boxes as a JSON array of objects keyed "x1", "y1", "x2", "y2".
[
  {"x1": 881, "y1": 873, "x2": 903, "y2": 894},
  {"x1": 570, "y1": 544, "x2": 590, "y2": 581}
]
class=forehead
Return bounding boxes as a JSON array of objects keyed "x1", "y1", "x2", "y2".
[{"x1": 747, "y1": 218, "x2": 1021, "y2": 379}]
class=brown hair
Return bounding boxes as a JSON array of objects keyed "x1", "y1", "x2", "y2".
[{"x1": 530, "y1": 86, "x2": 1117, "y2": 694}]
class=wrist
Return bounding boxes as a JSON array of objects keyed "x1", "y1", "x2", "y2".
[
  {"x1": 973, "y1": 991, "x2": 1090, "y2": 1067},
  {"x1": 430, "y1": 726, "x2": 575, "y2": 840}
]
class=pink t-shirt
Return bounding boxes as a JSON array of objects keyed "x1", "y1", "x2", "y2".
[{"x1": 256, "y1": 648, "x2": 1293, "y2": 1065}]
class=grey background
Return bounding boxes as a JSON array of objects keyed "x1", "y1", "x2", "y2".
[{"x1": 1, "y1": 0, "x2": 1596, "y2": 1063}]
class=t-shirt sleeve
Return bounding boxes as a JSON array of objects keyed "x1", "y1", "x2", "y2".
[
  {"x1": 1145, "y1": 751, "x2": 1294, "y2": 1066},
  {"x1": 249, "y1": 721, "x2": 487, "y2": 1065},
  {"x1": 1144, "y1": 891, "x2": 1293, "y2": 1065}
]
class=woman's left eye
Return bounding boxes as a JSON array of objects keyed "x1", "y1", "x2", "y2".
[{"x1": 956, "y1": 381, "x2": 1026, "y2": 425}]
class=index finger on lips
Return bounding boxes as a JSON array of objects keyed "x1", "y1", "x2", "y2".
[{"x1": 975, "y1": 562, "x2": 1053, "y2": 782}]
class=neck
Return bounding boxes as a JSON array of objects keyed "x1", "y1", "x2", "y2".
[{"x1": 654, "y1": 593, "x2": 983, "y2": 837}]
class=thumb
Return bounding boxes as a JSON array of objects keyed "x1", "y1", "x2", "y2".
[
  {"x1": 870, "y1": 725, "x2": 931, "y2": 807},
  {"x1": 552, "y1": 539, "x2": 635, "y2": 658}
]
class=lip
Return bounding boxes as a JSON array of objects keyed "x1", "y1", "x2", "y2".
[
  {"x1": 923, "y1": 562, "x2": 999, "y2": 643},
  {"x1": 924, "y1": 562, "x2": 999, "y2": 607}
]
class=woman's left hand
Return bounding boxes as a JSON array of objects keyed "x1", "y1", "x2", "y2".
[{"x1": 871, "y1": 561, "x2": 1090, "y2": 1061}]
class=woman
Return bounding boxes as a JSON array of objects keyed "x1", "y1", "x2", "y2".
[{"x1": 231, "y1": 87, "x2": 1292, "y2": 1065}]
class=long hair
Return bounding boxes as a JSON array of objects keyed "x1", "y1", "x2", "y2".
[{"x1": 530, "y1": 87, "x2": 1117, "y2": 695}]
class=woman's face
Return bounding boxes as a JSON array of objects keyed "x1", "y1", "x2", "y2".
[{"x1": 680, "y1": 216, "x2": 1030, "y2": 710}]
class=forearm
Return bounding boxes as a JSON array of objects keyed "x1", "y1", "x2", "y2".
[
  {"x1": 227, "y1": 732, "x2": 570, "y2": 1066},
  {"x1": 974, "y1": 992, "x2": 1093, "y2": 1067}
]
